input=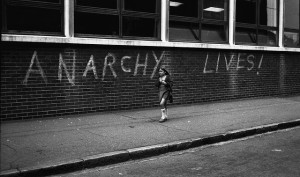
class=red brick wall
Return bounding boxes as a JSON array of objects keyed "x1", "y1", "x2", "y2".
[{"x1": 1, "y1": 42, "x2": 300, "y2": 121}]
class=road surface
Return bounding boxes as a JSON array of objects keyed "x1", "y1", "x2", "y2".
[{"x1": 56, "y1": 127, "x2": 300, "y2": 177}]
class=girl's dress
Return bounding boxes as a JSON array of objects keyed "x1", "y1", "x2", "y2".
[{"x1": 156, "y1": 75, "x2": 172, "y2": 102}]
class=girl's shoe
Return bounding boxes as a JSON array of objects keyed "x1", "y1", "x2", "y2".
[{"x1": 159, "y1": 118, "x2": 167, "y2": 123}]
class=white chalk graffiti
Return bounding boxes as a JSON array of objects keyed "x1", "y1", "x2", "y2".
[
  {"x1": 23, "y1": 51, "x2": 165, "y2": 85},
  {"x1": 257, "y1": 55, "x2": 263, "y2": 75},
  {"x1": 134, "y1": 53, "x2": 148, "y2": 76},
  {"x1": 121, "y1": 56, "x2": 132, "y2": 73},
  {"x1": 151, "y1": 51, "x2": 165, "y2": 79},
  {"x1": 22, "y1": 50, "x2": 264, "y2": 86},
  {"x1": 58, "y1": 53, "x2": 76, "y2": 86},
  {"x1": 83, "y1": 55, "x2": 98, "y2": 79},
  {"x1": 203, "y1": 52, "x2": 263, "y2": 75},
  {"x1": 102, "y1": 53, "x2": 117, "y2": 81},
  {"x1": 22, "y1": 51, "x2": 47, "y2": 85},
  {"x1": 246, "y1": 54, "x2": 255, "y2": 71}
]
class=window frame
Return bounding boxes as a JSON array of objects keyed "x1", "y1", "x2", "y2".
[
  {"x1": 73, "y1": 0, "x2": 160, "y2": 40},
  {"x1": 2, "y1": 0, "x2": 64, "y2": 36},
  {"x1": 1, "y1": 0, "x2": 300, "y2": 52},
  {"x1": 235, "y1": 0, "x2": 279, "y2": 46},
  {"x1": 283, "y1": 0, "x2": 300, "y2": 48},
  {"x1": 169, "y1": 0, "x2": 229, "y2": 43}
]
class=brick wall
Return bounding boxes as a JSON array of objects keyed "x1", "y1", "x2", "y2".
[{"x1": 1, "y1": 42, "x2": 300, "y2": 121}]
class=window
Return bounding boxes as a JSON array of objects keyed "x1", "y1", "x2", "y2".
[
  {"x1": 2, "y1": 0, "x2": 63, "y2": 35},
  {"x1": 235, "y1": 0, "x2": 278, "y2": 46},
  {"x1": 169, "y1": 0, "x2": 229, "y2": 43},
  {"x1": 284, "y1": 0, "x2": 299, "y2": 47},
  {"x1": 74, "y1": 0, "x2": 159, "y2": 39}
]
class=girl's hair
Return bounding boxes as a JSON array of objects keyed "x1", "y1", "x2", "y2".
[{"x1": 160, "y1": 67, "x2": 170, "y2": 75}]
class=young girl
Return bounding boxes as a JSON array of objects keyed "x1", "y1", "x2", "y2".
[{"x1": 155, "y1": 67, "x2": 173, "y2": 123}]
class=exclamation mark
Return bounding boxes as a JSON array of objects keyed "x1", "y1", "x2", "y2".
[{"x1": 257, "y1": 55, "x2": 263, "y2": 75}]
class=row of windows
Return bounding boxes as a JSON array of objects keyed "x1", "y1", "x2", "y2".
[{"x1": 1, "y1": 0, "x2": 300, "y2": 47}]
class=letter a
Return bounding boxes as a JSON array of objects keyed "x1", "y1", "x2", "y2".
[
  {"x1": 83, "y1": 55, "x2": 98, "y2": 79},
  {"x1": 23, "y1": 51, "x2": 47, "y2": 85}
]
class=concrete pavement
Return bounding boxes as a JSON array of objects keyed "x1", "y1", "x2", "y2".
[{"x1": 1, "y1": 96, "x2": 300, "y2": 177}]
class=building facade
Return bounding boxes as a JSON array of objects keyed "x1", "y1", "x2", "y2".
[{"x1": 1, "y1": 0, "x2": 300, "y2": 121}]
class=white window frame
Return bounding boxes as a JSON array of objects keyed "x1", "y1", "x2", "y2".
[{"x1": 2, "y1": 0, "x2": 300, "y2": 52}]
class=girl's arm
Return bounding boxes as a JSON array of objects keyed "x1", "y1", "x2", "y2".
[{"x1": 164, "y1": 75, "x2": 173, "y2": 87}]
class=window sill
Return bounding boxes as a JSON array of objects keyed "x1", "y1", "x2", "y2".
[{"x1": 2, "y1": 34, "x2": 300, "y2": 52}]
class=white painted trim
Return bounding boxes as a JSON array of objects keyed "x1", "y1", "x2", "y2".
[
  {"x1": 69, "y1": 0, "x2": 74, "y2": 37},
  {"x1": 161, "y1": 0, "x2": 169, "y2": 42},
  {"x1": 278, "y1": 0, "x2": 284, "y2": 47},
  {"x1": 64, "y1": 0, "x2": 70, "y2": 37},
  {"x1": 229, "y1": 0, "x2": 235, "y2": 45},
  {"x1": 2, "y1": 34, "x2": 300, "y2": 52}
]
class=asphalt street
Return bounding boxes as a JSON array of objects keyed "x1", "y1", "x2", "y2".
[{"x1": 58, "y1": 127, "x2": 300, "y2": 177}]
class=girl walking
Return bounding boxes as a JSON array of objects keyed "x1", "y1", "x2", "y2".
[{"x1": 155, "y1": 67, "x2": 173, "y2": 123}]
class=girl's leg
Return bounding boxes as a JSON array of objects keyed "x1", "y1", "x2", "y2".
[
  {"x1": 161, "y1": 99, "x2": 168, "y2": 118},
  {"x1": 160, "y1": 92, "x2": 169, "y2": 109},
  {"x1": 160, "y1": 97, "x2": 167, "y2": 109},
  {"x1": 159, "y1": 98, "x2": 167, "y2": 122}
]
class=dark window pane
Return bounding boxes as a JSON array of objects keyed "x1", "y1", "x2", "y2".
[
  {"x1": 236, "y1": 0, "x2": 256, "y2": 24},
  {"x1": 26, "y1": 0, "x2": 60, "y2": 3},
  {"x1": 169, "y1": 21, "x2": 199, "y2": 41},
  {"x1": 7, "y1": 5, "x2": 61, "y2": 32},
  {"x1": 122, "y1": 17, "x2": 157, "y2": 37},
  {"x1": 201, "y1": 24, "x2": 227, "y2": 42},
  {"x1": 258, "y1": 29, "x2": 277, "y2": 46},
  {"x1": 203, "y1": 0, "x2": 228, "y2": 20},
  {"x1": 76, "y1": 0, "x2": 117, "y2": 9},
  {"x1": 170, "y1": 0, "x2": 198, "y2": 17},
  {"x1": 124, "y1": 0, "x2": 157, "y2": 13},
  {"x1": 235, "y1": 27, "x2": 257, "y2": 44},
  {"x1": 259, "y1": 0, "x2": 277, "y2": 27},
  {"x1": 284, "y1": 0, "x2": 299, "y2": 29},
  {"x1": 75, "y1": 12, "x2": 119, "y2": 35},
  {"x1": 284, "y1": 32, "x2": 299, "y2": 47}
]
